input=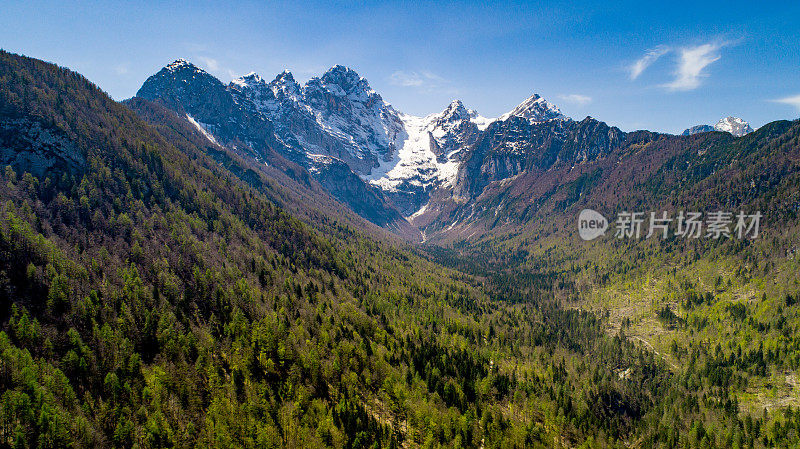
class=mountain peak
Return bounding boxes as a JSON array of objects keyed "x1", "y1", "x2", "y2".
[
  {"x1": 681, "y1": 125, "x2": 715, "y2": 136},
  {"x1": 321, "y1": 65, "x2": 361, "y2": 83},
  {"x1": 137, "y1": 58, "x2": 223, "y2": 100},
  {"x1": 241, "y1": 71, "x2": 264, "y2": 83},
  {"x1": 440, "y1": 99, "x2": 472, "y2": 121},
  {"x1": 272, "y1": 70, "x2": 296, "y2": 85},
  {"x1": 316, "y1": 65, "x2": 374, "y2": 98},
  {"x1": 229, "y1": 71, "x2": 268, "y2": 91},
  {"x1": 499, "y1": 93, "x2": 566, "y2": 122},
  {"x1": 682, "y1": 116, "x2": 754, "y2": 137},
  {"x1": 164, "y1": 58, "x2": 199, "y2": 73},
  {"x1": 324, "y1": 64, "x2": 356, "y2": 75},
  {"x1": 268, "y1": 70, "x2": 301, "y2": 97},
  {"x1": 715, "y1": 116, "x2": 753, "y2": 137}
]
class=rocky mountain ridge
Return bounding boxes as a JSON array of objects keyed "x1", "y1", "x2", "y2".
[
  {"x1": 136, "y1": 59, "x2": 761, "y2": 239},
  {"x1": 135, "y1": 60, "x2": 417, "y2": 237}
]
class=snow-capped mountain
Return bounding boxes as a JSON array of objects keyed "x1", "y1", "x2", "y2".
[
  {"x1": 135, "y1": 58, "x2": 767, "y2": 240},
  {"x1": 136, "y1": 59, "x2": 309, "y2": 164},
  {"x1": 226, "y1": 67, "x2": 573, "y2": 213},
  {"x1": 136, "y1": 60, "x2": 415, "y2": 235},
  {"x1": 304, "y1": 65, "x2": 404, "y2": 164},
  {"x1": 498, "y1": 94, "x2": 566, "y2": 122},
  {"x1": 225, "y1": 65, "x2": 573, "y2": 215},
  {"x1": 228, "y1": 65, "x2": 404, "y2": 175},
  {"x1": 682, "y1": 116, "x2": 754, "y2": 137},
  {"x1": 135, "y1": 59, "x2": 595, "y2": 229},
  {"x1": 714, "y1": 116, "x2": 754, "y2": 137},
  {"x1": 360, "y1": 94, "x2": 568, "y2": 214},
  {"x1": 362, "y1": 100, "x2": 492, "y2": 214}
]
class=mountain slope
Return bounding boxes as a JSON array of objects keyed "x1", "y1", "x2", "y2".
[
  {"x1": 0, "y1": 50, "x2": 712, "y2": 449},
  {"x1": 123, "y1": 96, "x2": 411, "y2": 243},
  {"x1": 5, "y1": 50, "x2": 800, "y2": 448},
  {"x1": 135, "y1": 60, "x2": 416, "y2": 237},
  {"x1": 136, "y1": 61, "x2": 581, "y2": 221},
  {"x1": 363, "y1": 100, "x2": 490, "y2": 215},
  {"x1": 422, "y1": 116, "x2": 800, "y2": 444}
]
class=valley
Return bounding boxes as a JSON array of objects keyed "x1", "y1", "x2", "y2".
[{"x1": 0, "y1": 49, "x2": 798, "y2": 448}]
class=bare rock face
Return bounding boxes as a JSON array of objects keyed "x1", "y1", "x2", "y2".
[
  {"x1": 228, "y1": 65, "x2": 404, "y2": 175},
  {"x1": 0, "y1": 117, "x2": 85, "y2": 177},
  {"x1": 136, "y1": 60, "x2": 410, "y2": 234},
  {"x1": 682, "y1": 125, "x2": 715, "y2": 136},
  {"x1": 454, "y1": 117, "x2": 623, "y2": 200},
  {"x1": 136, "y1": 60, "x2": 306, "y2": 165}
]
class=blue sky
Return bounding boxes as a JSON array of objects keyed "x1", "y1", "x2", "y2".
[{"x1": 2, "y1": 0, "x2": 799, "y2": 133}]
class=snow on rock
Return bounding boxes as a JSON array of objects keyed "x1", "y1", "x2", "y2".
[
  {"x1": 682, "y1": 117, "x2": 754, "y2": 137},
  {"x1": 681, "y1": 125, "x2": 715, "y2": 136},
  {"x1": 304, "y1": 65, "x2": 404, "y2": 162},
  {"x1": 365, "y1": 99, "x2": 491, "y2": 192},
  {"x1": 225, "y1": 64, "x2": 569, "y2": 216},
  {"x1": 498, "y1": 94, "x2": 567, "y2": 123},
  {"x1": 228, "y1": 65, "x2": 404, "y2": 174},
  {"x1": 714, "y1": 116, "x2": 754, "y2": 137},
  {"x1": 165, "y1": 59, "x2": 192, "y2": 72},
  {"x1": 228, "y1": 64, "x2": 500, "y2": 203},
  {"x1": 186, "y1": 114, "x2": 219, "y2": 145}
]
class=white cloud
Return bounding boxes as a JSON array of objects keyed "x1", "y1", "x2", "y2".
[
  {"x1": 558, "y1": 94, "x2": 592, "y2": 106},
  {"x1": 194, "y1": 56, "x2": 237, "y2": 80},
  {"x1": 197, "y1": 56, "x2": 220, "y2": 72},
  {"x1": 771, "y1": 94, "x2": 800, "y2": 111},
  {"x1": 390, "y1": 70, "x2": 425, "y2": 87},
  {"x1": 629, "y1": 46, "x2": 669, "y2": 80},
  {"x1": 662, "y1": 42, "x2": 725, "y2": 91},
  {"x1": 389, "y1": 70, "x2": 455, "y2": 93},
  {"x1": 114, "y1": 64, "x2": 129, "y2": 75}
]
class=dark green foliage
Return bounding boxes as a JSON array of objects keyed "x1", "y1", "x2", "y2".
[{"x1": 2, "y1": 49, "x2": 800, "y2": 449}]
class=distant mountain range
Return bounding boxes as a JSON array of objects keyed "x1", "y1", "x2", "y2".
[{"x1": 135, "y1": 60, "x2": 763, "y2": 241}]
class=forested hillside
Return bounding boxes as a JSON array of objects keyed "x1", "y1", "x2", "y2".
[
  {"x1": 2, "y1": 50, "x2": 800, "y2": 449},
  {"x1": 425, "y1": 108, "x2": 800, "y2": 446}
]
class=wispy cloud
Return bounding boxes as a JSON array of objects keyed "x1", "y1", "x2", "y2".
[
  {"x1": 771, "y1": 94, "x2": 800, "y2": 111},
  {"x1": 389, "y1": 70, "x2": 456, "y2": 94},
  {"x1": 389, "y1": 70, "x2": 444, "y2": 87},
  {"x1": 662, "y1": 42, "x2": 725, "y2": 91},
  {"x1": 558, "y1": 94, "x2": 592, "y2": 106},
  {"x1": 197, "y1": 56, "x2": 220, "y2": 72},
  {"x1": 114, "y1": 63, "x2": 129, "y2": 75},
  {"x1": 196, "y1": 56, "x2": 236, "y2": 80},
  {"x1": 629, "y1": 46, "x2": 669, "y2": 80}
]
